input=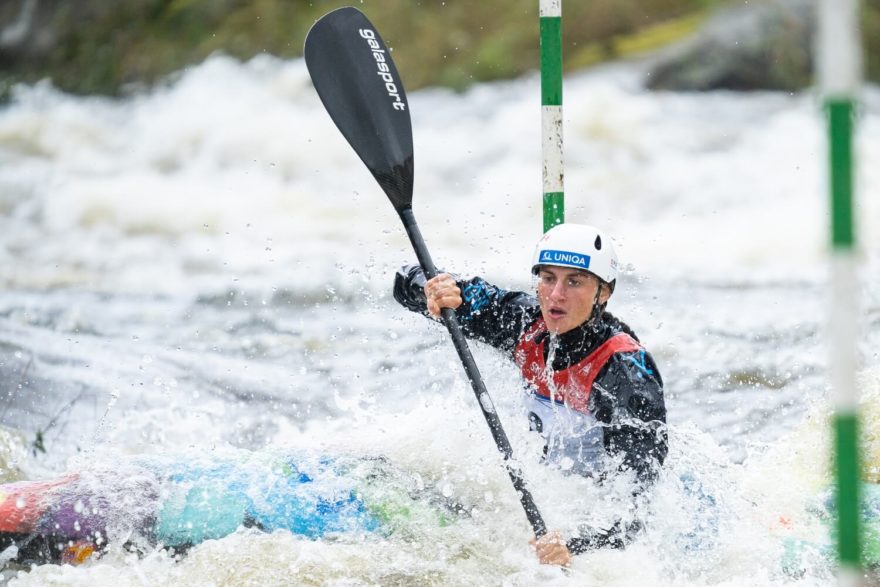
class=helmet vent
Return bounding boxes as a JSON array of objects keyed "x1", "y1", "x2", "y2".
[{"x1": 594, "y1": 235, "x2": 602, "y2": 250}]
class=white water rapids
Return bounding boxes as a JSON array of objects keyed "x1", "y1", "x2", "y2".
[{"x1": 0, "y1": 52, "x2": 878, "y2": 585}]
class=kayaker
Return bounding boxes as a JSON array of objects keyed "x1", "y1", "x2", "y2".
[{"x1": 393, "y1": 223, "x2": 668, "y2": 566}]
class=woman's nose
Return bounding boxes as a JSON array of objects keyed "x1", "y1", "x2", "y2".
[{"x1": 549, "y1": 281, "x2": 566, "y2": 300}]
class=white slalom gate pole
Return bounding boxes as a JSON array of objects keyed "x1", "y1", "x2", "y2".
[
  {"x1": 540, "y1": 0, "x2": 564, "y2": 232},
  {"x1": 818, "y1": 0, "x2": 863, "y2": 585}
]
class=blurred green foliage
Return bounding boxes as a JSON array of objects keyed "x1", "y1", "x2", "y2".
[
  {"x1": 866, "y1": 0, "x2": 880, "y2": 83},
  {"x1": 2, "y1": 0, "x2": 877, "y2": 95},
  {"x1": 6, "y1": 0, "x2": 713, "y2": 95}
]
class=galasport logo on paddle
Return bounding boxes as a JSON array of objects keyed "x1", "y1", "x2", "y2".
[
  {"x1": 538, "y1": 249, "x2": 591, "y2": 270},
  {"x1": 359, "y1": 28, "x2": 407, "y2": 112}
]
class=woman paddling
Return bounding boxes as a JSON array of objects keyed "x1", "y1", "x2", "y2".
[{"x1": 393, "y1": 223, "x2": 668, "y2": 566}]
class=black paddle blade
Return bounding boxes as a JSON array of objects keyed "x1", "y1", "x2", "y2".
[{"x1": 305, "y1": 7, "x2": 414, "y2": 211}]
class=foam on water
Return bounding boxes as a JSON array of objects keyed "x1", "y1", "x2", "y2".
[
  {"x1": 10, "y1": 373, "x2": 880, "y2": 586},
  {"x1": 0, "y1": 55, "x2": 877, "y2": 297}
]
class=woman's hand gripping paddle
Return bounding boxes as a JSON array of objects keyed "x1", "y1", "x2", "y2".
[{"x1": 304, "y1": 7, "x2": 546, "y2": 538}]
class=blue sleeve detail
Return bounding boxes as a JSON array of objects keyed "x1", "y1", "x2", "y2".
[
  {"x1": 460, "y1": 281, "x2": 497, "y2": 320},
  {"x1": 623, "y1": 349, "x2": 654, "y2": 377}
]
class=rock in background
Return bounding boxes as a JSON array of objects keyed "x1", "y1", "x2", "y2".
[
  {"x1": 0, "y1": 0, "x2": 48, "y2": 67},
  {"x1": 646, "y1": 0, "x2": 878, "y2": 92}
]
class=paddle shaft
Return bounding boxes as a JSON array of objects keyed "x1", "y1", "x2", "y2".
[
  {"x1": 304, "y1": 7, "x2": 547, "y2": 539},
  {"x1": 398, "y1": 207, "x2": 547, "y2": 538}
]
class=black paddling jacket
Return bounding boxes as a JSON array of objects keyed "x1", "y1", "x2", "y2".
[{"x1": 394, "y1": 265, "x2": 668, "y2": 553}]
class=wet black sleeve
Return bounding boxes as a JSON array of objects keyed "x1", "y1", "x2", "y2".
[
  {"x1": 563, "y1": 349, "x2": 666, "y2": 555},
  {"x1": 393, "y1": 264, "x2": 431, "y2": 315},
  {"x1": 589, "y1": 349, "x2": 668, "y2": 483},
  {"x1": 393, "y1": 264, "x2": 537, "y2": 354}
]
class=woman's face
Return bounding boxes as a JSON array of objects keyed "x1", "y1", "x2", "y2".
[{"x1": 536, "y1": 266, "x2": 608, "y2": 334}]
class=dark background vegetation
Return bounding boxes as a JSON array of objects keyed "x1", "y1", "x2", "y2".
[{"x1": 0, "y1": 0, "x2": 877, "y2": 96}]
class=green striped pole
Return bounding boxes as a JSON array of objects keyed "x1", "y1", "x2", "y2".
[
  {"x1": 818, "y1": 0, "x2": 862, "y2": 585},
  {"x1": 540, "y1": 0, "x2": 564, "y2": 232}
]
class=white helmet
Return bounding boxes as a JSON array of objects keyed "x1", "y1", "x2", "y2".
[{"x1": 531, "y1": 223, "x2": 619, "y2": 286}]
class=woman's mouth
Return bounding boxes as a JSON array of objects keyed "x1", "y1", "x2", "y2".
[{"x1": 548, "y1": 307, "x2": 566, "y2": 318}]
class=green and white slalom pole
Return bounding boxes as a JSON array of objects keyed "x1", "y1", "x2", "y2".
[
  {"x1": 540, "y1": 0, "x2": 564, "y2": 232},
  {"x1": 818, "y1": 0, "x2": 863, "y2": 585}
]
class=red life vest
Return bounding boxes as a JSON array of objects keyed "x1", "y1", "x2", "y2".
[{"x1": 513, "y1": 318, "x2": 642, "y2": 414}]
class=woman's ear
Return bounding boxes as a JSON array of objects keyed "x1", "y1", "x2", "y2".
[{"x1": 598, "y1": 282, "x2": 612, "y2": 305}]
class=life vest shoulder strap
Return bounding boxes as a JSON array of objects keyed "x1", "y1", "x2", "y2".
[{"x1": 583, "y1": 332, "x2": 643, "y2": 383}]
